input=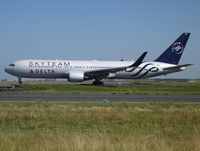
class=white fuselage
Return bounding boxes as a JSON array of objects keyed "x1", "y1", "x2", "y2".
[
  {"x1": 4, "y1": 33, "x2": 191, "y2": 83},
  {"x1": 5, "y1": 59, "x2": 180, "y2": 81},
  {"x1": 5, "y1": 33, "x2": 191, "y2": 85}
]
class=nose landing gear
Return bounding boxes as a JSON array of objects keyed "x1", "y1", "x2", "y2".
[{"x1": 18, "y1": 77, "x2": 22, "y2": 84}]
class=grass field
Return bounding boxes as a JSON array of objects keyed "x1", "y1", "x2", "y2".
[
  {"x1": 0, "y1": 102, "x2": 200, "y2": 151},
  {"x1": 1, "y1": 81, "x2": 200, "y2": 95}
]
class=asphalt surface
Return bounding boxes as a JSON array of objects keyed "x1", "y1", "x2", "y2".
[{"x1": 0, "y1": 94, "x2": 199, "y2": 103}]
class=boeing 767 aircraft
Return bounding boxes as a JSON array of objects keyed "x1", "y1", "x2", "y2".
[{"x1": 5, "y1": 33, "x2": 192, "y2": 85}]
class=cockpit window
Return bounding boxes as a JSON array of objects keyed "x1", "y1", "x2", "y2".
[{"x1": 9, "y1": 64, "x2": 15, "y2": 67}]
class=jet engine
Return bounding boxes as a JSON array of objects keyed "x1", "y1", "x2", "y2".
[{"x1": 68, "y1": 71, "x2": 84, "y2": 82}]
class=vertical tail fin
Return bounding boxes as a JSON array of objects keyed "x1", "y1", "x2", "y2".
[{"x1": 155, "y1": 33, "x2": 190, "y2": 65}]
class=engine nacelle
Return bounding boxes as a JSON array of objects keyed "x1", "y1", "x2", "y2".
[{"x1": 68, "y1": 71, "x2": 84, "y2": 82}]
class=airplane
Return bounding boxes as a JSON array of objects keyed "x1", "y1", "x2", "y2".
[{"x1": 5, "y1": 33, "x2": 192, "y2": 85}]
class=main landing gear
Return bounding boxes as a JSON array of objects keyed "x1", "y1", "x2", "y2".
[
  {"x1": 92, "y1": 79, "x2": 104, "y2": 85},
  {"x1": 18, "y1": 77, "x2": 22, "y2": 84}
]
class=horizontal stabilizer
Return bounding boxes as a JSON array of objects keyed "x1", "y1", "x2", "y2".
[{"x1": 163, "y1": 64, "x2": 192, "y2": 71}]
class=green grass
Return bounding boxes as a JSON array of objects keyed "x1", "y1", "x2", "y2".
[
  {"x1": 1, "y1": 81, "x2": 200, "y2": 95},
  {"x1": 0, "y1": 102, "x2": 200, "y2": 151}
]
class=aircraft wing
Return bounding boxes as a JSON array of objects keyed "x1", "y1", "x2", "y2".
[
  {"x1": 163, "y1": 64, "x2": 192, "y2": 71},
  {"x1": 84, "y1": 66, "x2": 127, "y2": 78},
  {"x1": 84, "y1": 52, "x2": 147, "y2": 79}
]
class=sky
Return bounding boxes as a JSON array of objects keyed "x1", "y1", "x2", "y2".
[{"x1": 0, "y1": 0, "x2": 199, "y2": 80}]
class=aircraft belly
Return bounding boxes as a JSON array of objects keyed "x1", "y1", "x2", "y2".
[{"x1": 18, "y1": 73, "x2": 67, "y2": 79}]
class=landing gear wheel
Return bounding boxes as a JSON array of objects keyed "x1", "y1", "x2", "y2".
[
  {"x1": 18, "y1": 78, "x2": 22, "y2": 84},
  {"x1": 92, "y1": 80, "x2": 104, "y2": 85}
]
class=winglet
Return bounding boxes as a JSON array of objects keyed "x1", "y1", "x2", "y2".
[{"x1": 129, "y1": 52, "x2": 147, "y2": 67}]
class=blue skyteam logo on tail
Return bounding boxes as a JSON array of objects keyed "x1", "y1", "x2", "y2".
[
  {"x1": 155, "y1": 33, "x2": 190, "y2": 64},
  {"x1": 172, "y1": 42, "x2": 183, "y2": 54}
]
